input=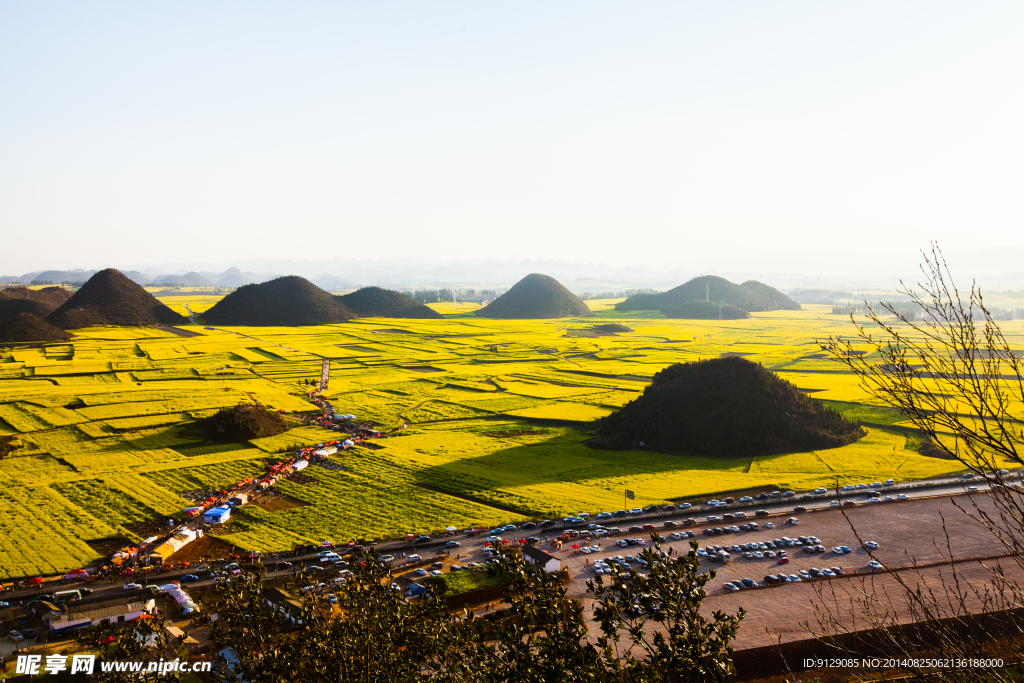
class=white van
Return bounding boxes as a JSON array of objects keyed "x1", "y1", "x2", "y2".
[{"x1": 407, "y1": 554, "x2": 421, "y2": 563}]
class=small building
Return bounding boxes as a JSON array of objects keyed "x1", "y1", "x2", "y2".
[
  {"x1": 263, "y1": 587, "x2": 304, "y2": 625},
  {"x1": 292, "y1": 460, "x2": 309, "y2": 472},
  {"x1": 204, "y1": 506, "x2": 232, "y2": 525},
  {"x1": 48, "y1": 595, "x2": 156, "y2": 634},
  {"x1": 521, "y1": 545, "x2": 561, "y2": 573},
  {"x1": 228, "y1": 492, "x2": 248, "y2": 507}
]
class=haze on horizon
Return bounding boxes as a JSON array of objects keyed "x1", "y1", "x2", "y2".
[{"x1": 2, "y1": 2, "x2": 1023, "y2": 279}]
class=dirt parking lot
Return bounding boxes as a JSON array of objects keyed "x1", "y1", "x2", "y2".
[{"x1": 549, "y1": 493, "x2": 1021, "y2": 649}]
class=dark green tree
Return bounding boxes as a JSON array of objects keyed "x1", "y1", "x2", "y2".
[{"x1": 588, "y1": 536, "x2": 744, "y2": 683}]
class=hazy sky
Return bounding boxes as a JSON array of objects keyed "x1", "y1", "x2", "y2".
[{"x1": 2, "y1": 2, "x2": 1023, "y2": 275}]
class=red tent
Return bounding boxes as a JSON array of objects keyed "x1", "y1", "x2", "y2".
[
  {"x1": 571, "y1": 544, "x2": 579, "y2": 549},
  {"x1": 28, "y1": 577, "x2": 43, "y2": 584}
]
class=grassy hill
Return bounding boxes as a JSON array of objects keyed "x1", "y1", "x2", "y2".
[
  {"x1": 590, "y1": 357, "x2": 864, "y2": 458},
  {"x1": 201, "y1": 276, "x2": 355, "y2": 326},
  {"x1": 0, "y1": 312, "x2": 71, "y2": 344},
  {"x1": 336, "y1": 286, "x2": 442, "y2": 319},
  {"x1": 0, "y1": 286, "x2": 72, "y2": 324},
  {"x1": 47, "y1": 269, "x2": 188, "y2": 328},
  {"x1": 615, "y1": 275, "x2": 800, "y2": 317},
  {"x1": 476, "y1": 274, "x2": 592, "y2": 319},
  {"x1": 661, "y1": 300, "x2": 749, "y2": 320}
]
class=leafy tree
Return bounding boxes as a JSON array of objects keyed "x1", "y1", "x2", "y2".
[
  {"x1": 208, "y1": 542, "x2": 743, "y2": 683},
  {"x1": 589, "y1": 536, "x2": 744, "y2": 683}
]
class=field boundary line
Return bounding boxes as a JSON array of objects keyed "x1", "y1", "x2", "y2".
[{"x1": 414, "y1": 483, "x2": 534, "y2": 517}]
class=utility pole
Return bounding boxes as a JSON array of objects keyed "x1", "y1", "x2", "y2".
[{"x1": 705, "y1": 283, "x2": 710, "y2": 303}]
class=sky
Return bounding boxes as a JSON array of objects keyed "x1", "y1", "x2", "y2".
[{"x1": 2, "y1": 2, "x2": 1023, "y2": 280}]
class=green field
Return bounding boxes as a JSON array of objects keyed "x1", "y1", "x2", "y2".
[{"x1": 0, "y1": 303, "x2": 1014, "y2": 580}]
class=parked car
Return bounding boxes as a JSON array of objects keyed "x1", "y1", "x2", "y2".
[
  {"x1": 124, "y1": 583, "x2": 142, "y2": 590},
  {"x1": 445, "y1": 541, "x2": 461, "y2": 549},
  {"x1": 868, "y1": 560, "x2": 884, "y2": 571},
  {"x1": 9, "y1": 630, "x2": 24, "y2": 642},
  {"x1": 180, "y1": 574, "x2": 199, "y2": 583},
  {"x1": 415, "y1": 536, "x2": 431, "y2": 544},
  {"x1": 864, "y1": 541, "x2": 880, "y2": 550}
]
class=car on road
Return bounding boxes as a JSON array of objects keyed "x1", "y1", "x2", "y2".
[
  {"x1": 521, "y1": 522, "x2": 537, "y2": 529},
  {"x1": 661, "y1": 504, "x2": 676, "y2": 511},
  {"x1": 276, "y1": 561, "x2": 293, "y2": 569},
  {"x1": 842, "y1": 484, "x2": 854, "y2": 491},
  {"x1": 429, "y1": 570, "x2": 443, "y2": 577},
  {"x1": 629, "y1": 508, "x2": 642, "y2": 515},
  {"x1": 897, "y1": 494, "x2": 909, "y2": 500},
  {"x1": 663, "y1": 520, "x2": 677, "y2": 527},
  {"x1": 181, "y1": 574, "x2": 199, "y2": 583},
  {"x1": 613, "y1": 510, "x2": 628, "y2": 517},
  {"x1": 830, "y1": 501, "x2": 841, "y2": 507},
  {"x1": 449, "y1": 565, "x2": 463, "y2": 572},
  {"x1": 814, "y1": 488, "x2": 828, "y2": 494},
  {"x1": 967, "y1": 486, "x2": 979, "y2": 493},
  {"x1": 739, "y1": 496, "x2": 753, "y2": 502},
  {"x1": 864, "y1": 541, "x2": 880, "y2": 550},
  {"x1": 706, "y1": 516, "x2": 721, "y2": 522},
  {"x1": 9, "y1": 630, "x2": 24, "y2": 642},
  {"x1": 380, "y1": 555, "x2": 395, "y2": 563},
  {"x1": 445, "y1": 541, "x2": 461, "y2": 549},
  {"x1": 412, "y1": 568, "x2": 428, "y2": 576},
  {"x1": 124, "y1": 583, "x2": 142, "y2": 590},
  {"x1": 642, "y1": 523, "x2": 655, "y2": 530},
  {"x1": 414, "y1": 536, "x2": 431, "y2": 544}
]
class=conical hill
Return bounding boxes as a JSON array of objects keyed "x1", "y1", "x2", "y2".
[
  {"x1": 476, "y1": 273, "x2": 592, "y2": 319},
  {"x1": 48, "y1": 269, "x2": 187, "y2": 328},
  {"x1": 615, "y1": 275, "x2": 800, "y2": 316},
  {"x1": 590, "y1": 357, "x2": 864, "y2": 457},
  {"x1": 0, "y1": 286, "x2": 72, "y2": 324},
  {"x1": 0, "y1": 313, "x2": 71, "y2": 344},
  {"x1": 336, "y1": 287, "x2": 442, "y2": 319},
  {"x1": 201, "y1": 276, "x2": 355, "y2": 326}
]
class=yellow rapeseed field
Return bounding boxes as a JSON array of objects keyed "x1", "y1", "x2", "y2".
[{"x1": 0, "y1": 300, "x2": 1015, "y2": 579}]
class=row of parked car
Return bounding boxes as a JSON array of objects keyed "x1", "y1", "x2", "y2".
[{"x1": 723, "y1": 566, "x2": 849, "y2": 591}]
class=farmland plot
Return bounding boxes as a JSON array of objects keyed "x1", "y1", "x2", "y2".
[{"x1": 0, "y1": 306, "x2": 1015, "y2": 578}]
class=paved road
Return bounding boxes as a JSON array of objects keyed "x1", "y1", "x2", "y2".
[{"x1": 2, "y1": 474, "x2": 999, "y2": 609}]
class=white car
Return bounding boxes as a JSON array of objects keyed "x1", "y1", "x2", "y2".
[
  {"x1": 868, "y1": 560, "x2": 883, "y2": 570},
  {"x1": 864, "y1": 541, "x2": 879, "y2": 550},
  {"x1": 897, "y1": 494, "x2": 909, "y2": 500},
  {"x1": 814, "y1": 488, "x2": 827, "y2": 494},
  {"x1": 764, "y1": 522, "x2": 774, "y2": 529},
  {"x1": 124, "y1": 583, "x2": 142, "y2": 590},
  {"x1": 830, "y1": 501, "x2": 841, "y2": 508}
]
